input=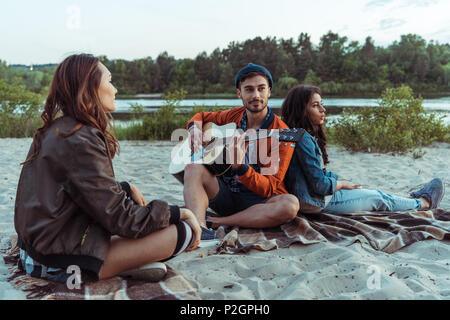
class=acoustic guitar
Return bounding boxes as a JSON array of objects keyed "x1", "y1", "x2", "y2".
[{"x1": 169, "y1": 122, "x2": 303, "y2": 183}]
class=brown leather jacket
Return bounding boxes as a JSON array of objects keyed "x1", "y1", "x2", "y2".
[{"x1": 14, "y1": 116, "x2": 180, "y2": 279}]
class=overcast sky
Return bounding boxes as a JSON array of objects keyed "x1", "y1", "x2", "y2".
[{"x1": 1, "y1": 0, "x2": 449, "y2": 65}]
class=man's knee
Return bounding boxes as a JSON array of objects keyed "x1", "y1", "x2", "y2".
[
  {"x1": 272, "y1": 194, "x2": 299, "y2": 223},
  {"x1": 184, "y1": 164, "x2": 219, "y2": 199},
  {"x1": 184, "y1": 163, "x2": 207, "y2": 180}
]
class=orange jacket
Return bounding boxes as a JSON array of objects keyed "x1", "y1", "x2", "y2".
[{"x1": 187, "y1": 107, "x2": 295, "y2": 198}]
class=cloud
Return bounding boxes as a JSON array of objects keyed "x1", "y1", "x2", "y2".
[
  {"x1": 365, "y1": 0, "x2": 394, "y2": 8},
  {"x1": 426, "y1": 27, "x2": 450, "y2": 41},
  {"x1": 366, "y1": 0, "x2": 439, "y2": 10},
  {"x1": 379, "y1": 18, "x2": 406, "y2": 30},
  {"x1": 409, "y1": 0, "x2": 439, "y2": 7}
]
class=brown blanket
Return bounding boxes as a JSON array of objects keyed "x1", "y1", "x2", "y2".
[
  {"x1": 2, "y1": 209, "x2": 449, "y2": 300},
  {"x1": 1, "y1": 235, "x2": 200, "y2": 300},
  {"x1": 216, "y1": 209, "x2": 450, "y2": 255}
]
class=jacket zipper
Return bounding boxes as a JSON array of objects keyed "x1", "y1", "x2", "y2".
[{"x1": 81, "y1": 225, "x2": 90, "y2": 246}]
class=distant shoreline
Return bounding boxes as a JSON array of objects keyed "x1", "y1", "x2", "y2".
[
  {"x1": 117, "y1": 92, "x2": 450, "y2": 100},
  {"x1": 110, "y1": 107, "x2": 362, "y2": 120},
  {"x1": 111, "y1": 106, "x2": 450, "y2": 121},
  {"x1": 111, "y1": 95, "x2": 450, "y2": 120}
]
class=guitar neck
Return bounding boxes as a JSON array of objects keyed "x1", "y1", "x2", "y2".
[
  {"x1": 215, "y1": 132, "x2": 272, "y2": 143},
  {"x1": 244, "y1": 130, "x2": 275, "y2": 142},
  {"x1": 206, "y1": 128, "x2": 300, "y2": 147}
]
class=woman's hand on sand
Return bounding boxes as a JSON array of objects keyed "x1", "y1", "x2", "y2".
[
  {"x1": 180, "y1": 208, "x2": 201, "y2": 251},
  {"x1": 337, "y1": 181, "x2": 362, "y2": 190},
  {"x1": 130, "y1": 184, "x2": 147, "y2": 206}
]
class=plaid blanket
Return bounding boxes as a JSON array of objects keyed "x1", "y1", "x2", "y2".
[
  {"x1": 215, "y1": 209, "x2": 450, "y2": 255},
  {"x1": 2, "y1": 209, "x2": 449, "y2": 299},
  {"x1": 1, "y1": 235, "x2": 200, "y2": 300}
]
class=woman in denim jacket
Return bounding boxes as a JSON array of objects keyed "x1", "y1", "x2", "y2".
[{"x1": 281, "y1": 85, "x2": 444, "y2": 214}]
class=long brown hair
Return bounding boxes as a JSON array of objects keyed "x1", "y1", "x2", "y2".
[
  {"x1": 281, "y1": 85, "x2": 329, "y2": 165},
  {"x1": 22, "y1": 54, "x2": 119, "y2": 165}
]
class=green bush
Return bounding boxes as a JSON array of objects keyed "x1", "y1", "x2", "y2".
[
  {"x1": 303, "y1": 69, "x2": 321, "y2": 86},
  {"x1": 330, "y1": 85, "x2": 450, "y2": 155},
  {"x1": 0, "y1": 80, "x2": 43, "y2": 137},
  {"x1": 115, "y1": 90, "x2": 186, "y2": 140},
  {"x1": 114, "y1": 89, "x2": 228, "y2": 140},
  {"x1": 272, "y1": 76, "x2": 299, "y2": 97}
]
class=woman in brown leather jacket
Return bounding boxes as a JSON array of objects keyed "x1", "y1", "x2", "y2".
[{"x1": 14, "y1": 54, "x2": 201, "y2": 284}]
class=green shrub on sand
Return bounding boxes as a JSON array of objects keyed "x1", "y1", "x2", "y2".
[
  {"x1": 330, "y1": 85, "x2": 450, "y2": 156},
  {"x1": 0, "y1": 80, "x2": 43, "y2": 138},
  {"x1": 114, "y1": 89, "x2": 227, "y2": 140}
]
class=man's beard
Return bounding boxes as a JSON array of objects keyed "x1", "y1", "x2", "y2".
[{"x1": 244, "y1": 98, "x2": 267, "y2": 113}]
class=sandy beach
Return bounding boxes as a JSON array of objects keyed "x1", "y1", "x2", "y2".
[{"x1": 0, "y1": 138, "x2": 449, "y2": 300}]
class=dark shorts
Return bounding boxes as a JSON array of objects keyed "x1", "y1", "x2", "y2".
[{"x1": 208, "y1": 177, "x2": 277, "y2": 216}]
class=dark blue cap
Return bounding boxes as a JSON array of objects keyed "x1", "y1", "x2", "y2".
[{"x1": 234, "y1": 63, "x2": 273, "y2": 89}]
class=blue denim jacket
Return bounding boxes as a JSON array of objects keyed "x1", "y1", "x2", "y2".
[{"x1": 284, "y1": 130, "x2": 338, "y2": 208}]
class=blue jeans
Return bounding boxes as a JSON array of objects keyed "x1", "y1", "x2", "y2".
[{"x1": 323, "y1": 189, "x2": 421, "y2": 214}]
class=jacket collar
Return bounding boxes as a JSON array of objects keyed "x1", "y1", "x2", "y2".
[{"x1": 240, "y1": 107, "x2": 274, "y2": 131}]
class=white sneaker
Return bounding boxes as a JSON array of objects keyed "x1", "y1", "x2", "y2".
[
  {"x1": 119, "y1": 262, "x2": 167, "y2": 282},
  {"x1": 198, "y1": 239, "x2": 220, "y2": 248}
]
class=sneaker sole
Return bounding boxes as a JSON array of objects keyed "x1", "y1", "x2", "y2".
[
  {"x1": 198, "y1": 239, "x2": 220, "y2": 248},
  {"x1": 120, "y1": 262, "x2": 167, "y2": 282}
]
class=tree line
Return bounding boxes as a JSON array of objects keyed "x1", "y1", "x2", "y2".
[{"x1": 1, "y1": 31, "x2": 449, "y2": 97}]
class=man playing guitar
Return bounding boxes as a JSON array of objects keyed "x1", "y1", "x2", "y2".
[{"x1": 183, "y1": 63, "x2": 299, "y2": 240}]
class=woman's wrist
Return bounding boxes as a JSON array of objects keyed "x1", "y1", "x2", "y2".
[{"x1": 180, "y1": 208, "x2": 197, "y2": 222}]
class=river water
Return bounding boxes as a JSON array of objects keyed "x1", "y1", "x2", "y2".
[
  {"x1": 113, "y1": 97, "x2": 450, "y2": 125},
  {"x1": 114, "y1": 97, "x2": 450, "y2": 112}
]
